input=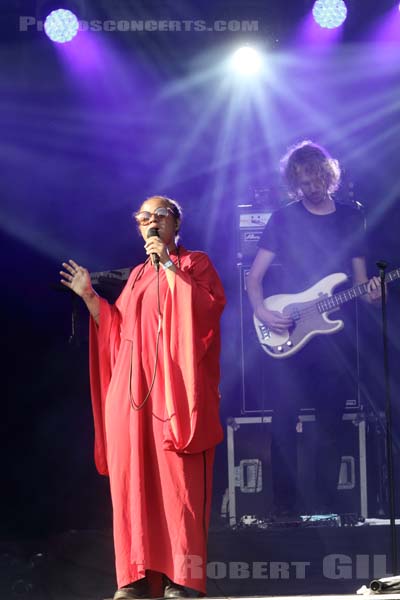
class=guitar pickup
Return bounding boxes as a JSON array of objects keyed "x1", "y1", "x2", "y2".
[{"x1": 258, "y1": 324, "x2": 271, "y2": 340}]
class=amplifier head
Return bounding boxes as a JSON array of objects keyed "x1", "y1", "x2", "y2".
[{"x1": 236, "y1": 204, "x2": 273, "y2": 264}]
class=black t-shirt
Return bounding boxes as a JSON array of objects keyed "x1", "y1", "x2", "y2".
[{"x1": 258, "y1": 201, "x2": 366, "y2": 296}]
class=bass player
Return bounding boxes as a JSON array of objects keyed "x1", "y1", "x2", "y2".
[{"x1": 247, "y1": 140, "x2": 381, "y2": 518}]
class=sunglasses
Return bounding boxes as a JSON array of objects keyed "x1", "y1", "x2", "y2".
[{"x1": 134, "y1": 206, "x2": 173, "y2": 226}]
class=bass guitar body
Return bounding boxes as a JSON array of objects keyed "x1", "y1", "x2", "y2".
[{"x1": 253, "y1": 273, "x2": 348, "y2": 358}]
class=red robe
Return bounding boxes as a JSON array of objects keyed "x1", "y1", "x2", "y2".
[{"x1": 88, "y1": 247, "x2": 226, "y2": 593}]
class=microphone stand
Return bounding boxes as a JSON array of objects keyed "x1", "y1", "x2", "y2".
[
  {"x1": 376, "y1": 260, "x2": 398, "y2": 575},
  {"x1": 69, "y1": 293, "x2": 79, "y2": 346}
]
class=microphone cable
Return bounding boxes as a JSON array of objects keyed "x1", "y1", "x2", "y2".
[
  {"x1": 129, "y1": 261, "x2": 162, "y2": 411},
  {"x1": 129, "y1": 247, "x2": 181, "y2": 411}
]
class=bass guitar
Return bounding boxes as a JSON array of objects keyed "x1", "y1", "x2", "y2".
[{"x1": 253, "y1": 268, "x2": 399, "y2": 359}]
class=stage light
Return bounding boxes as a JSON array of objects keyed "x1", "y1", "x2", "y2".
[
  {"x1": 231, "y1": 47, "x2": 262, "y2": 75},
  {"x1": 44, "y1": 8, "x2": 79, "y2": 43},
  {"x1": 312, "y1": 0, "x2": 348, "y2": 29}
]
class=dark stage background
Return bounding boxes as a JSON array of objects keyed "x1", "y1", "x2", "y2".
[{"x1": 1, "y1": 0, "x2": 400, "y2": 592}]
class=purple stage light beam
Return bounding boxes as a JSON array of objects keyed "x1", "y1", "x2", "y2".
[
  {"x1": 44, "y1": 9, "x2": 79, "y2": 43},
  {"x1": 312, "y1": 0, "x2": 347, "y2": 29}
]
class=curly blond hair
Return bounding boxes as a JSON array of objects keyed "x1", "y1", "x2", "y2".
[{"x1": 280, "y1": 140, "x2": 341, "y2": 199}]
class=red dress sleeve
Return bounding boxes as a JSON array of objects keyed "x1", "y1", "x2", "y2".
[
  {"x1": 162, "y1": 251, "x2": 226, "y2": 454},
  {"x1": 89, "y1": 297, "x2": 122, "y2": 475}
]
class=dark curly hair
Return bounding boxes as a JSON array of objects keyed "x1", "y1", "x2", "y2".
[{"x1": 280, "y1": 140, "x2": 341, "y2": 199}]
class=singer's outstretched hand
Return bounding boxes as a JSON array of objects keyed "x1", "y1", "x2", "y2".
[
  {"x1": 60, "y1": 259, "x2": 93, "y2": 298},
  {"x1": 60, "y1": 259, "x2": 100, "y2": 323}
]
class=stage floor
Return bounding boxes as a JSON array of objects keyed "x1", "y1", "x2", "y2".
[
  {"x1": 2, "y1": 527, "x2": 399, "y2": 600},
  {"x1": 103, "y1": 595, "x2": 400, "y2": 600}
]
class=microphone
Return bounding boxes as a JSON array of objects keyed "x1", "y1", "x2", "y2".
[
  {"x1": 147, "y1": 227, "x2": 160, "y2": 269},
  {"x1": 376, "y1": 260, "x2": 387, "y2": 283},
  {"x1": 376, "y1": 260, "x2": 388, "y2": 271}
]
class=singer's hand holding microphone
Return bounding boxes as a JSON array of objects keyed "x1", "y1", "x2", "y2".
[{"x1": 145, "y1": 228, "x2": 170, "y2": 268}]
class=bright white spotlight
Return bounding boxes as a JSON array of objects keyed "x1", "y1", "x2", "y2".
[
  {"x1": 312, "y1": 0, "x2": 347, "y2": 29},
  {"x1": 44, "y1": 8, "x2": 79, "y2": 43},
  {"x1": 231, "y1": 47, "x2": 262, "y2": 75}
]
